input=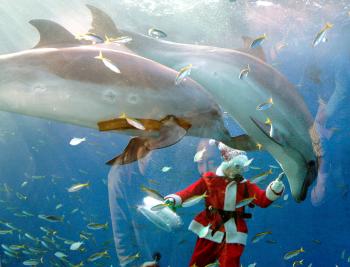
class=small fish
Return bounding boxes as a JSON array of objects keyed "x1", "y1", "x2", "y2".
[
  {"x1": 0, "y1": 229, "x2": 13, "y2": 235},
  {"x1": 194, "y1": 148, "x2": 206, "y2": 162},
  {"x1": 105, "y1": 35, "x2": 133, "y2": 44},
  {"x1": 252, "y1": 231, "x2": 272, "y2": 243},
  {"x1": 39, "y1": 227, "x2": 57, "y2": 235},
  {"x1": 161, "y1": 166, "x2": 172, "y2": 172},
  {"x1": 24, "y1": 233, "x2": 38, "y2": 242},
  {"x1": 198, "y1": 224, "x2": 211, "y2": 238},
  {"x1": 23, "y1": 257, "x2": 43, "y2": 266},
  {"x1": 248, "y1": 263, "x2": 257, "y2": 267},
  {"x1": 348, "y1": 256, "x2": 350, "y2": 263},
  {"x1": 16, "y1": 192, "x2": 27, "y2": 201},
  {"x1": 55, "y1": 204, "x2": 63, "y2": 210},
  {"x1": 175, "y1": 64, "x2": 192, "y2": 85},
  {"x1": 312, "y1": 239, "x2": 321, "y2": 244},
  {"x1": 71, "y1": 208, "x2": 79, "y2": 214},
  {"x1": 250, "y1": 34, "x2": 267, "y2": 48},
  {"x1": 269, "y1": 164, "x2": 280, "y2": 169},
  {"x1": 256, "y1": 97, "x2": 273, "y2": 111},
  {"x1": 120, "y1": 252, "x2": 141, "y2": 265},
  {"x1": 70, "y1": 241, "x2": 84, "y2": 251},
  {"x1": 67, "y1": 182, "x2": 90, "y2": 193},
  {"x1": 341, "y1": 249, "x2": 346, "y2": 259},
  {"x1": 249, "y1": 166, "x2": 261, "y2": 170},
  {"x1": 95, "y1": 51, "x2": 121, "y2": 74},
  {"x1": 119, "y1": 113, "x2": 145, "y2": 130},
  {"x1": 69, "y1": 137, "x2": 86, "y2": 146},
  {"x1": 283, "y1": 194, "x2": 289, "y2": 201},
  {"x1": 250, "y1": 169, "x2": 273, "y2": 184},
  {"x1": 54, "y1": 251, "x2": 67, "y2": 258},
  {"x1": 38, "y1": 214, "x2": 64, "y2": 223},
  {"x1": 75, "y1": 32, "x2": 104, "y2": 44},
  {"x1": 22, "y1": 211, "x2": 34, "y2": 217},
  {"x1": 293, "y1": 259, "x2": 304, "y2": 267},
  {"x1": 256, "y1": 143, "x2": 263, "y2": 150},
  {"x1": 21, "y1": 181, "x2": 28, "y2": 187},
  {"x1": 148, "y1": 28, "x2": 167, "y2": 38},
  {"x1": 140, "y1": 186, "x2": 164, "y2": 201},
  {"x1": 239, "y1": 64, "x2": 250, "y2": 80},
  {"x1": 284, "y1": 247, "x2": 305, "y2": 260},
  {"x1": 87, "y1": 222, "x2": 108, "y2": 230},
  {"x1": 312, "y1": 22, "x2": 333, "y2": 47},
  {"x1": 182, "y1": 192, "x2": 208, "y2": 208},
  {"x1": 9, "y1": 244, "x2": 26, "y2": 250},
  {"x1": 307, "y1": 264, "x2": 312, "y2": 267},
  {"x1": 87, "y1": 250, "x2": 110, "y2": 262},
  {"x1": 150, "y1": 203, "x2": 171, "y2": 211},
  {"x1": 236, "y1": 196, "x2": 256, "y2": 208}
]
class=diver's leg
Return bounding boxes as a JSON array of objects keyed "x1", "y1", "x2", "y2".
[
  {"x1": 188, "y1": 238, "x2": 222, "y2": 267},
  {"x1": 218, "y1": 243, "x2": 244, "y2": 267}
]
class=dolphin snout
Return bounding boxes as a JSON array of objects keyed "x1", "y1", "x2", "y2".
[{"x1": 299, "y1": 159, "x2": 319, "y2": 201}]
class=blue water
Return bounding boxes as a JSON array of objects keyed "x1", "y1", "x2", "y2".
[{"x1": 1, "y1": 1, "x2": 350, "y2": 266}]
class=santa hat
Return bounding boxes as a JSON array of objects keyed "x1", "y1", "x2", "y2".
[{"x1": 209, "y1": 139, "x2": 253, "y2": 172}]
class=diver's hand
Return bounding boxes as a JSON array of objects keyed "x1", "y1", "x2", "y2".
[
  {"x1": 266, "y1": 173, "x2": 285, "y2": 201},
  {"x1": 270, "y1": 180, "x2": 285, "y2": 195},
  {"x1": 270, "y1": 173, "x2": 285, "y2": 195},
  {"x1": 164, "y1": 197, "x2": 177, "y2": 212}
]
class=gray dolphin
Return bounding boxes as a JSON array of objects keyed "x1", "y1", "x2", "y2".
[
  {"x1": 0, "y1": 43, "x2": 239, "y2": 165},
  {"x1": 79, "y1": 5, "x2": 321, "y2": 202}
]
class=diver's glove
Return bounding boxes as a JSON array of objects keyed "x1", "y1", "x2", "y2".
[
  {"x1": 266, "y1": 172, "x2": 285, "y2": 201},
  {"x1": 164, "y1": 197, "x2": 177, "y2": 212}
]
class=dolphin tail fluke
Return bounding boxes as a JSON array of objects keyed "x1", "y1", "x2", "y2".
[
  {"x1": 225, "y1": 134, "x2": 258, "y2": 151},
  {"x1": 86, "y1": 4, "x2": 123, "y2": 38},
  {"x1": 104, "y1": 115, "x2": 190, "y2": 165}
]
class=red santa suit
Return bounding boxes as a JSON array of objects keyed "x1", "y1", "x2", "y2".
[{"x1": 165, "y1": 166, "x2": 282, "y2": 267}]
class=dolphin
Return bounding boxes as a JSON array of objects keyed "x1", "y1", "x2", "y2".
[
  {"x1": 0, "y1": 43, "x2": 241, "y2": 165},
  {"x1": 76, "y1": 5, "x2": 321, "y2": 202}
]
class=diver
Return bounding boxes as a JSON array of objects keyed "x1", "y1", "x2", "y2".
[{"x1": 164, "y1": 140, "x2": 285, "y2": 267}]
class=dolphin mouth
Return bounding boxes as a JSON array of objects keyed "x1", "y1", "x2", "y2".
[{"x1": 299, "y1": 158, "x2": 319, "y2": 201}]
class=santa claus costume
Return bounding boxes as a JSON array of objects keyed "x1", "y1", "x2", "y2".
[{"x1": 165, "y1": 140, "x2": 285, "y2": 267}]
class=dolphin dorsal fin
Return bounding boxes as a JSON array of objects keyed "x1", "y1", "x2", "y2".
[
  {"x1": 240, "y1": 36, "x2": 266, "y2": 62},
  {"x1": 86, "y1": 4, "x2": 123, "y2": 38},
  {"x1": 29, "y1": 19, "x2": 80, "y2": 48}
]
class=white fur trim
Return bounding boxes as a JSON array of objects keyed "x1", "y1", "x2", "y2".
[
  {"x1": 224, "y1": 218, "x2": 248, "y2": 245},
  {"x1": 266, "y1": 184, "x2": 280, "y2": 201},
  {"x1": 209, "y1": 139, "x2": 217, "y2": 146},
  {"x1": 164, "y1": 194, "x2": 182, "y2": 206},
  {"x1": 188, "y1": 220, "x2": 224, "y2": 243},
  {"x1": 188, "y1": 219, "x2": 247, "y2": 245},
  {"x1": 224, "y1": 181, "x2": 237, "y2": 211},
  {"x1": 215, "y1": 164, "x2": 225, "y2": 176}
]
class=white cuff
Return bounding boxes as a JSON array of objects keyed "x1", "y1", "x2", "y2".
[
  {"x1": 266, "y1": 184, "x2": 282, "y2": 201},
  {"x1": 164, "y1": 194, "x2": 182, "y2": 206}
]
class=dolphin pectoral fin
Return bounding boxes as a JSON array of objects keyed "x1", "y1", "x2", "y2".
[
  {"x1": 29, "y1": 19, "x2": 81, "y2": 48},
  {"x1": 105, "y1": 115, "x2": 191, "y2": 165},
  {"x1": 86, "y1": 4, "x2": 123, "y2": 37},
  {"x1": 227, "y1": 134, "x2": 259, "y2": 151},
  {"x1": 106, "y1": 137, "x2": 150, "y2": 165},
  {"x1": 240, "y1": 36, "x2": 267, "y2": 62},
  {"x1": 250, "y1": 116, "x2": 284, "y2": 146},
  {"x1": 147, "y1": 115, "x2": 189, "y2": 150}
]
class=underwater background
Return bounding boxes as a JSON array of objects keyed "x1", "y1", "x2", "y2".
[{"x1": 0, "y1": 0, "x2": 350, "y2": 266}]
